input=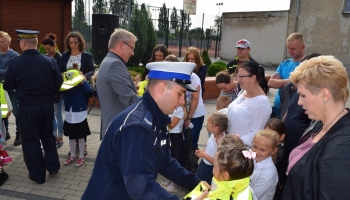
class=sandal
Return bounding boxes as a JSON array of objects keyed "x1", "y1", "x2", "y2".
[
  {"x1": 64, "y1": 156, "x2": 76, "y2": 166},
  {"x1": 75, "y1": 157, "x2": 85, "y2": 167}
]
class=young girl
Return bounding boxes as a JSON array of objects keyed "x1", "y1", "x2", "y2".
[
  {"x1": 165, "y1": 103, "x2": 187, "y2": 193},
  {"x1": 184, "y1": 134, "x2": 256, "y2": 200},
  {"x1": 62, "y1": 64, "x2": 92, "y2": 167},
  {"x1": 265, "y1": 118, "x2": 287, "y2": 200},
  {"x1": 195, "y1": 112, "x2": 227, "y2": 185},
  {"x1": 250, "y1": 129, "x2": 279, "y2": 200}
]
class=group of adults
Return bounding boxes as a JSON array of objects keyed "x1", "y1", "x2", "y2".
[{"x1": 216, "y1": 33, "x2": 350, "y2": 199}]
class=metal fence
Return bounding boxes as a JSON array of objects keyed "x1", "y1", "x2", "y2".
[{"x1": 72, "y1": 1, "x2": 222, "y2": 58}]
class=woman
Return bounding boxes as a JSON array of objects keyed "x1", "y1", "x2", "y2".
[
  {"x1": 58, "y1": 31, "x2": 94, "y2": 155},
  {"x1": 216, "y1": 71, "x2": 240, "y2": 102},
  {"x1": 185, "y1": 47, "x2": 208, "y2": 95},
  {"x1": 143, "y1": 44, "x2": 169, "y2": 80},
  {"x1": 282, "y1": 56, "x2": 350, "y2": 199},
  {"x1": 227, "y1": 61, "x2": 271, "y2": 146},
  {"x1": 42, "y1": 35, "x2": 64, "y2": 148}
]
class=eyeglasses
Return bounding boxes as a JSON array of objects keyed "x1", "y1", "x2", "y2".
[
  {"x1": 237, "y1": 74, "x2": 253, "y2": 79},
  {"x1": 122, "y1": 41, "x2": 135, "y2": 51}
]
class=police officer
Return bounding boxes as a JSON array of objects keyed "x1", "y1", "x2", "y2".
[
  {"x1": 4, "y1": 30, "x2": 63, "y2": 184},
  {"x1": 82, "y1": 62, "x2": 210, "y2": 199}
]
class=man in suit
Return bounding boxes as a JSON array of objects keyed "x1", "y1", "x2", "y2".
[{"x1": 97, "y1": 28, "x2": 138, "y2": 139}]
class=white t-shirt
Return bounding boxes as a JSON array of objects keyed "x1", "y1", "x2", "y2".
[
  {"x1": 168, "y1": 106, "x2": 185, "y2": 133},
  {"x1": 203, "y1": 134, "x2": 217, "y2": 165},
  {"x1": 186, "y1": 73, "x2": 207, "y2": 118},
  {"x1": 227, "y1": 91, "x2": 272, "y2": 146},
  {"x1": 217, "y1": 108, "x2": 228, "y2": 116}
]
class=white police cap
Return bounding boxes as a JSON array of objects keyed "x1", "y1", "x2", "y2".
[{"x1": 146, "y1": 62, "x2": 197, "y2": 92}]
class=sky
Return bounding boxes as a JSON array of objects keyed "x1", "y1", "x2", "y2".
[{"x1": 74, "y1": 0, "x2": 291, "y2": 29}]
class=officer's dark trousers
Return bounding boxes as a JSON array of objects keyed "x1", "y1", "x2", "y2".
[{"x1": 18, "y1": 103, "x2": 60, "y2": 183}]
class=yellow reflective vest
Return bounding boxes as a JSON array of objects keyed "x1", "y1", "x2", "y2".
[
  {"x1": 0, "y1": 84, "x2": 8, "y2": 118},
  {"x1": 60, "y1": 69, "x2": 85, "y2": 91}
]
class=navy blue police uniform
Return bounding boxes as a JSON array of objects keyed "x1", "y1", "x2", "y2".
[
  {"x1": 82, "y1": 62, "x2": 201, "y2": 199},
  {"x1": 3, "y1": 30, "x2": 63, "y2": 184}
]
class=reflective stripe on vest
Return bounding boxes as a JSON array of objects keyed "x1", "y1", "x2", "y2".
[{"x1": 0, "y1": 84, "x2": 8, "y2": 118}]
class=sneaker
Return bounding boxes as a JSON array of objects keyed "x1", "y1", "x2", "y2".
[
  {"x1": 75, "y1": 157, "x2": 85, "y2": 167},
  {"x1": 14, "y1": 137, "x2": 21, "y2": 146},
  {"x1": 64, "y1": 156, "x2": 76, "y2": 166},
  {"x1": 56, "y1": 141, "x2": 63, "y2": 148},
  {"x1": 5, "y1": 133, "x2": 10, "y2": 141},
  {"x1": 166, "y1": 184, "x2": 180, "y2": 193}
]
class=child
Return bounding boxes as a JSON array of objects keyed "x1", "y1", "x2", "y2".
[
  {"x1": 0, "y1": 83, "x2": 12, "y2": 148},
  {"x1": 184, "y1": 134, "x2": 256, "y2": 199},
  {"x1": 216, "y1": 95, "x2": 230, "y2": 116},
  {"x1": 137, "y1": 75, "x2": 149, "y2": 96},
  {"x1": 195, "y1": 112, "x2": 227, "y2": 185},
  {"x1": 265, "y1": 118, "x2": 287, "y2": 200},
  {"x1": 62, "y1": 65, "x2": 92, "y2": 167},
  {"x1": 250, "y1": 129, "x2": 279, "y2": 200},
  {"x1": 165, "y1": 103, "x2": 187, "y2": 193}
]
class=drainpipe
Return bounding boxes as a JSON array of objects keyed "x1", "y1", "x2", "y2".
[{"x1": 294, "y1": 0, "x2": 300, "y2": 32}]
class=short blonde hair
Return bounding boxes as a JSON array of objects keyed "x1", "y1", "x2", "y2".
[
  {"x1": 216, "y1": 95, "x2": 230, "y2": 109},
  {"x1": 286, "y1": 32, "x2": 303, "y2": 44},
  {"x1": 290, "y1": 55, "x2": 349, "y2": 103},
  {"x1": 0, "y1": 31, "x2": 11, "y2": 42}
]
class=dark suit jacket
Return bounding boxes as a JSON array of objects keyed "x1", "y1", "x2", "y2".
[
  {"x1": 282, "y1": 109, "x2": 350, "y2": 200},
  {"x1": 58, "y1": 51, "x2": 94, "y2": 80}
]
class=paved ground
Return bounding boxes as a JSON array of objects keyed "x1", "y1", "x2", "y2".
[{"x1": 1, "y1": 64, "x2": 349, "y2": 199}]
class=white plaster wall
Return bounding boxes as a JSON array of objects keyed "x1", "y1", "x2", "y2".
[{"x1": 221, "y1": 11, "x2": 289, "y2": 66}]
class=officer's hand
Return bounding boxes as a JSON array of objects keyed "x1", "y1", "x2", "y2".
[
  {"x1": 193, "y1": 190, "x2": 209, "y2": 200},
  {"x1": 6, "y1": 111, "x2": 11, "y2": 118}
]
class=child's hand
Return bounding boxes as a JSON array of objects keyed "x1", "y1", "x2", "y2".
[
  {"x1": 234, "y1": 134, "x2": 240, "y2": 138},
  {"x1": 195, "y1": 149, "x2": 205, "y2": 158},
  {"x1": 193, "y1": 190, "x2": 209, "y2": 200},
  {"x1": 6, "y1": 111, "x2": 11, "y2": 118}
]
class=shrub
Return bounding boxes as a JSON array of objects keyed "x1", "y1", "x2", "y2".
[
  {"x1": 201, "y1": 49, "x2": 211, "y2": 67},
  {"x1": 140, "y1": 4, "x2": 157, "y2": 65},
  {"x1": 38, "y1": 44, "x2": 60, "y2": 55},
  {"x1": 129, "y1": 70, "x2": 142, "y2": 81},
  {"x1": 208, "y1": 61, "x2": 227, "y2": 77},
  {"x1": 128, "y1": 66, "x2": 145, "y2": 75}
]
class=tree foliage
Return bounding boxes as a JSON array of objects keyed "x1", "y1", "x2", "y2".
[
  {"x1": 127, "y1": 3, "x2": 148, "y2": 66},
  {"x1": 73, "y1": 0, "x2": 91, "y2": 49},
  {"x1": 140, "y1": 4, "x2": 157, "y2": 65},
  {"x1": 109, "y1": 0, "x2": 134, "y2": 28},
  {"x1": 201, "y1": 49, "x2": 211, "y2": 67},
  {"x1": 92, "y1": 0, "x2": 108, "y2": 14},
  {"x1": 158, "y1": 3, "x2": 167, "y2": 31},
  {"x1": 170, "y1": 6, "x2": 178, "y2": 31}
]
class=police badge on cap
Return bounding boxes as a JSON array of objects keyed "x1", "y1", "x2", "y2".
[
  {"x1": 15, "y1": 29, "x2": 39, "y2": 42},
  {"x1": 146, "y1": 62, "x2": 197, "y2": 92}
]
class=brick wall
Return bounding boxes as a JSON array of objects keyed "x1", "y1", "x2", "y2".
[
  {"x1": 203, "y1": 77, "x2": 220, "y2": 100},
  {"x1": 0, "y1": 0, "x2": 72, "y2": 53}
]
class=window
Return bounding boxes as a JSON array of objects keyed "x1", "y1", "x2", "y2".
[{"x1": 344, "y1": 0, "x2": 350, "y2": 13}]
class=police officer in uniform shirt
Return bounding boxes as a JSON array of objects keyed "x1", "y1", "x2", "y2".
[
  {"x1": 82, "y1": 62, "x2": 209, "y2": 200},
  {"x1": 4, "y1": 30, "x2": 63, "y2": 184}
]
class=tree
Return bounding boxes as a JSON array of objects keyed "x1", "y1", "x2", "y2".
[
  {"x1": 127, "y1": 3, "x2": 148, "y2": 67},
  {"x1": 170, "y1": 6, "x2": 178, "y2": 31},
  {"x1": 189, "y1": 27, "x2": 204, "y2": 39},
  {"x1": 140, "y1": 4, "x2": 157, "y2": 66},
  {"x1": 109, "y1": 0, "x2": 134, "y2": 28},
  {"x1": 72, "y1": 0, "x2": 91, "y2": 49},
  {"x1": 214, "y1": 15, "x2": 222, "y2": 28},
  {"x1": 158, "y1": 3, "x2": 167, "y2": 31},
  {"x1": 92, "y1": 0, "x2": 108, "y2": 14}
]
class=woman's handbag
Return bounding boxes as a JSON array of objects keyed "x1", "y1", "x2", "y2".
[{"x1": 184, "y1": 128, "x2": 199, "y2": 173}]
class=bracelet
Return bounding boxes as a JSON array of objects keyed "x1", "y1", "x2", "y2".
[{"x1": 186, "y1": 117, "x2": 192, "y2": 120}]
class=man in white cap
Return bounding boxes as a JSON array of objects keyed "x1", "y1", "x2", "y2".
[
  {"x1": 82, "y1": 62, "x2": 208, "y2": 200},
  {"x1": 226, "y1": 39, "x2": 256, "y2": 75}
]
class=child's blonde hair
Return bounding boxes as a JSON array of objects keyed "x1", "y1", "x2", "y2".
[
  {"x1": 254, "y1": 129, "x2": 279, "y2": 161},
  {"x1": 209, "y1": 112, "x2": 228, "y2": 134},
  {"x1": 217, "y1": 135, "x2": 254, "y2": 180},
  {"x1": 216, "y1": 96, "x2": 230, "y2": 110}
]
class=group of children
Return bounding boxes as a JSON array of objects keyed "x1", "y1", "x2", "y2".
[{"x1": 165, "y1": 94, "x2": 287, "y2": 199}]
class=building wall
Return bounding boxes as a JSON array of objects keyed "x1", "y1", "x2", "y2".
[
  {"x1": 287, "y1": 0, "x2": 350, "y2": 69},
  {"x1": 0, "y1": 0, "x2": 72, "y2": 53},
  {"x1": 221, "y1": 11, "x2": 289, "y2": 66}
]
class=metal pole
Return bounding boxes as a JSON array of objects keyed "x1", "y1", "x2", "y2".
[
  {"x1": 200, "y1": 13, "x2": 204, "y2": 53},
  {"x1": 215, "y1": 26, "x2": 218, "y2": 59},
  {"x1": 179, "y1": 11, "x2": 184, "y2": 58}
]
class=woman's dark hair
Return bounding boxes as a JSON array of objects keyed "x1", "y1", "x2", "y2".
[
  {"x1": 239, "y1": 61, "x2": 268, "y2": 94},
  {"x1": 64, "y1": 31, "x2": 86, "y2": 52},
  {"x1": 148, "y1": 44, "x2": 169, "y2": 62},
  {"x1": 265, "y1": 118, "x2": 285, "y2": 136},
  {"x1": 216, "y1": 70, "x2": 231, "y2": 84},
  {"x1": 41, "y1": 34, "x2": 56, "y2": 46}
]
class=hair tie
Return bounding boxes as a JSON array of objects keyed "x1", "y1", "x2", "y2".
[{"x1": 242, "y1": 149, "x2": 256, "y2": 159}]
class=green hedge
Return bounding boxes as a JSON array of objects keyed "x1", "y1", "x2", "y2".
[
  {"x1": 208, "y1": 61, "x2": 227, "y2": 77},
  {"x1": 128, "y1": 66, "x2": 145, "y2": 75},
  {"x1": 201, "y1": 49, "x2": 211, "y2": 67}
]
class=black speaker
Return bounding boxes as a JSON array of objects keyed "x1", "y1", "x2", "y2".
[{"x1": 92, "y1": 14, "x2": 119, "y2": 51}]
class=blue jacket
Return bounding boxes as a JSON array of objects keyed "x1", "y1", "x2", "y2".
[
  {"x1": 0, "y1": 49, "x2": 19, "y2": 82},
  {"x1": 62, "y1": 81, "x2": 92, "y2": 112},
  {"x1": 82, "y1": 92, "x2": 201, "y2": 200},
  {"x1": 58, "y1": 51, "x2": 94, "y2": 81}
]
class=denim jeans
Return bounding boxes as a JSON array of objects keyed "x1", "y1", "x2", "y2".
[
  {"x1": 184, "y1": 116, "x2": 204, "y2": 149},
  {"x1": 53, "y1": 97, "x2": 64, "y2": 138},
  {"x1": 8, "y1": 91, "x2": 19, "y2": 137}
]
